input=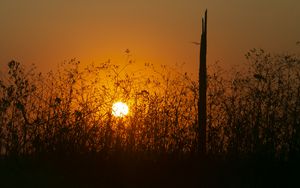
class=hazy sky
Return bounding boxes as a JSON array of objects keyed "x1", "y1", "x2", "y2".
[{"x1": 1, "y1": 0, "x2": 299, "y2": 73}]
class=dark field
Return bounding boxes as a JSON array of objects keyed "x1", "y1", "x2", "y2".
[{"x1": 1, "y1": 155, "x2": 299, "y2": 188}]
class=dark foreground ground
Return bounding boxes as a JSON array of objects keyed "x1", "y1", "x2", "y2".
[{"x1": 0, "y1": 154, "x2": 299, "y2": 188}]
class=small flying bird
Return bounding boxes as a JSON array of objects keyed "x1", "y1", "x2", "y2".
[
  {"x1": 125, "y1": 49, "x2": 130, "y2": 54},
  {"x1": 190, "y1": 41, "x2": 200, "y2": 45}
]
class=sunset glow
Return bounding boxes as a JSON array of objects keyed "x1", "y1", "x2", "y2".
[
  {"x1": 0, "y1": 1, "x2": 299, "y2": 186},
  {"x1": 112, "y1": 102, "x2": 129, "y2": 117}
]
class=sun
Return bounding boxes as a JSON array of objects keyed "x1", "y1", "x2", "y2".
[{"x1": 112, "y1": 102, "x2": 129, "y2": 117}]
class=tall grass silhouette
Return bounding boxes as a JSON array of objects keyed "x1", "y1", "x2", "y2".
[{"x1": 0, "y1": 49, "x2": 300, "y2": 161}]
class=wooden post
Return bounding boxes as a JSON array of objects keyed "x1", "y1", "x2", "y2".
[{"x1": 198, "y1": 10, "x2": 207, "y2": 155}]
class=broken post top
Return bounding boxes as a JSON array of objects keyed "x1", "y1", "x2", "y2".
[{"x1": 202, "y1": 10, "x2": 207, "y2": 36}]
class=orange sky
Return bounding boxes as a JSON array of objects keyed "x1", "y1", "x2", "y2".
[{"x1": 1, "y1": 0, "x2": 299, "y2": 74}]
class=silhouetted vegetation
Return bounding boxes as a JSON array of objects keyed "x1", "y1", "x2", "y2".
[
  {"x1": 1, "y1": 49, "x2": 300, "y2": 187},
  {"x1": 206, "y1": 49, "x2": 300, "y2": 161}
]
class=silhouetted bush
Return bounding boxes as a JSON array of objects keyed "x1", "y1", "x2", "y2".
[
  {"x1": 0, "y1": 49, "x2": 299, "y2": 161},
  {"x1": 206, "y1": 49, "x2": 300, "y2": 160}
]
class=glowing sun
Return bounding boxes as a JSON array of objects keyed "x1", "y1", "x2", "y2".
[{"x1": 112, "y1": 102, "x2": 129, "y2": 117}]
